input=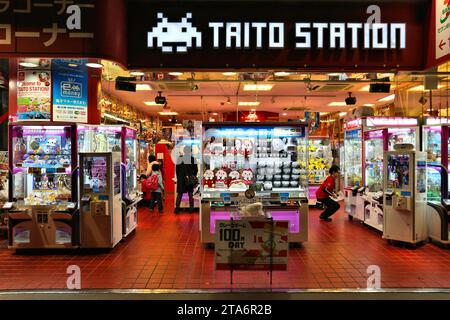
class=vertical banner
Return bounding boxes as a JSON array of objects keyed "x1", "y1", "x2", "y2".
[
  {"x1": 17, "y1": 58, "x2": 52, "y2": 121},
  {"x1": 52, "y1": 59, "x2": 88, "y2": 123},
  {"x1": 436, "y1": 0, "x2": 450, "y2": 60},
  {"x1": 305, "y1": 112, "x2": 320, "y2": 134}
]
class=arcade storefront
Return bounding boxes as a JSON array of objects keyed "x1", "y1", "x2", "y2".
[{"x1": 0, "y1": 0, "x2": 449, "y2": 292}]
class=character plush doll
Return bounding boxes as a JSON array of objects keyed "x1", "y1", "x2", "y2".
[
  {"x1": 228, "y1": 170, "x2": 241, "y2": 186},
  {"x1": 203, "y1": 169, "x2": 215, "y2": 188},
  {"x1": 215, "y1": 169, "x2": 228, "y2": 184},
  {"x1": 241, "y1": 168, "x2": 254, "y2": 185},
  {"x1": 272, "y1": 138, "x2": 288, "y2": 154},
  {"x1": 241, "y1": 139, "x2": 253, "y2": 159}
]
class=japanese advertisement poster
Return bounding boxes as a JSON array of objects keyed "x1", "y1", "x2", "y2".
[
  {"x1": 17, "y1": 58, "x2": 51, "y2": 120},
  {"x1": 52, "y1": 59, "x2": 88, "y2": 123},
  {"x1": 215, "y1": 219, "x2": 288, "y2": 271}
]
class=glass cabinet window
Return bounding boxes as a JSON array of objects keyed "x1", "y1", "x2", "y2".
[
  {"x1": 364, "y1": 130, "x2": 384, "y2": 192},
  {"x1": 344, "y1": 129, "x2": 362, "y2": 188}
]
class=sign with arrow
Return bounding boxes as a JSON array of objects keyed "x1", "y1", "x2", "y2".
[{"x1": 436, "y1": 0, "x2": 450, "y2": 59}]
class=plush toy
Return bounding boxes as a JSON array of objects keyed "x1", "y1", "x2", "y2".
[
  {"x1": 241, "y1": 139, "x2": 253, "y2": 159},
  {"x1": 272, "y1": 138, "x2": 288, "y2": 154},
  {"x1": 228, "y1": 170, "x2": 240, "y2": 186},
  {"x1": 215, "y1": 169, "x2": 228, "y2": 184},
  {"x1": 241, "y1": 168, "x2": 254, "y2": 185},
  {"x1": 40, "y1": 174, "x2": 49, "y2": 189},
  {"x1": 203, "y1": 169, "x2": 215, "y2": 188}
]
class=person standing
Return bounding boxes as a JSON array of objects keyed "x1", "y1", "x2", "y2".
[
  {"x1": 147, "y1": 164, "x2": 164, "y2": 213},
  {"x1": 146, "y1": 154, "x2": 160, "y2": 176},
  {"x1": 175, "y1": 147, "x2": 198, "y2": 214},
  {"x1": 316, "y1": 165, "x2": 341, "y2": 222}
]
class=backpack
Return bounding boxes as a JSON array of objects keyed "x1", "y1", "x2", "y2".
[{"x1": 146, "y1": 175, "x2": 159, "y2": 191}]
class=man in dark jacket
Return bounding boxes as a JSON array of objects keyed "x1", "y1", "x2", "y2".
[{"x1": 175, "y1": 146, "x2": 198, "y2": 213}]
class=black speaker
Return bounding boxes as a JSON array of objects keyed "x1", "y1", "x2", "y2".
[
  {"x1": 115, "y1": 76, "x2": 136, "y2": 92},
  {"x1": 369, "y1": 83, "x2": 391, "y2": 93}
]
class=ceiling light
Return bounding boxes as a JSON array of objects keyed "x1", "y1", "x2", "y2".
[
  {"x1": 378, "y1": 94, "x2": 395, "y2": 102},
  {"x1": 136, "y1": 84, "x2": 152, "y2": 91},
  {"x1": 86, "y1": 62, "x2": 103, "y2": 68},
  {"x1": 130, "y1": 71, "x2": 145, "y2": 76},
  {"x1": 328, "y1": 102, "x2": 347, "y2": 107},
  {"x1": 238, "y1": 101, "x2": 260, "y2": 106},
  {"x1": 408, "y1": 85, "x2": 444, "y2": 91},
  {"x1": 339, "y1": 112, "x2": 347, "y2": 117},
  {"x1": 175, "y1": 123, "x2": 182, "y2": 126},
  {"x1": 282, "y1": 113, "x2": 288, "y2": 116},
  {"x1": 222, "y1": 72, "x2": 237, "y2": 76},
  {"x1": 360, "y1": 85, "x2": 371, "y2": 92},
  {"x1": 274, "y1": 72, "x2": 291, "y2": 77},
  {"x1": 159, "y1": 111, "x2": 178, "y2": 115},
  {"x1": 212, "y1": 113, "x2": 218, "y2": 116},
  {"x1": 364, "y1": 103, "x2": 375, "y2": 107},
  {"x1": 243, "y1": 84, "x2": 274, "y2": 91},
  {"x1": 144, "y1": 101, "x2": 159, "y2": 106},
  {"x1": 168, "y1": 72, "x2": 183, "y2": 76},
  {"x1": 19, "y1": 62, "x2": 38, "y2": 68}
]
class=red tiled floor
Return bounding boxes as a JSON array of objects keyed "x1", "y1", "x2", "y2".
[{"x1": 0, "y1": 194, "x2": 449, "y2": 290}]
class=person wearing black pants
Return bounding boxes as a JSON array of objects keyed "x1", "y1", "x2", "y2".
[
  {"x1": 175, "y1": 147, "x2": 198, "y2": 214},
  {"x1": 316, "y1": 165, "x2": 341, "y2": 222}
]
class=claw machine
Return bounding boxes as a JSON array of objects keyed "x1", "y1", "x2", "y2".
[
  {"x1": 5, "y1": 123, "x2": 79, "y2": 249},
  {"x1": 77, "y1": 125, "x2": 141, "y2": 238},
  {"x1": 383, "y1": 145, "x2": 427, "y2": 244},
  {"x1": 200, "y1": 122, "x2": 309, "y2": 245},
  {"x1": 423, "y1": 117, "x2": 450, "y2": 246},
  {"x1": 173, "y1": 121, "x2": 201, "y2": 210},
  {"x1": 363, "y1": 117, "x2": 419, "y2": 231},
  {"x1": 79, "y1": 152, "x2": 122, "y2": 248},
  {"x1": 307, "y1": 135, "x2": 333, "y2": 205},
  {"x1": 343, "y1": 119, "x2": 364, "y2": 220}
]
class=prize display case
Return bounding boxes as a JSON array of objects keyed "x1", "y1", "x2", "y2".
[
  {"x1": 5, "y1": 123, "x2": 78, "y2": 249},
  {"x1": 200, "y1": 122, "x2": 309, "y2": 245},
  {"x1": 78, "y1": 125, "x2": 140, "y2": 237},
  {"x1": 173, "y1": 122, "x2": 201, "y2": 209},
  {"x1": 307, "y1": 136, "x2": 333, "y2": 204},
  {"x1": 79, "y1": 152, "x2": 122, "y2": 248}
]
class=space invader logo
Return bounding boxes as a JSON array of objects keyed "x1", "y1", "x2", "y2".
[{"x1": 147, "y1": 12, "x2": 202, "y2": 53}]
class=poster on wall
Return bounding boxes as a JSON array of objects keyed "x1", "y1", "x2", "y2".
[
  {"x1": 436, "y1": 0, "x2": 450, "y2": 60},
  {"x1": 17, "y1": 59, "x2": 51, "y2": 121},
  {"x1": 52, "y1": 59, "x2": 88, "y2": 123},
  {"x1": 305, "y1": 112, "x2": 320, "y2": 134},
  {"x1": 215, "y1": 219, "x2": 288, "y2": 271}
]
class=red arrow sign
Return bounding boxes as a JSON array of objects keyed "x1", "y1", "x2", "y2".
[{"x1": 439, "y1": 39, "x2": 446, "y2": 50}]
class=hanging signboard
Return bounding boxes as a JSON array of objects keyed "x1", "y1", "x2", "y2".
[
  {"x1": 128, "y1": 1, "x2": 428, "y2": 70},
  {"x1": 52, "y1": 59, "x2": 88, "y2": 123},
  {"x1": 215, "y1": 219, "x2": 288, "y2": 271},
  {"x1": 436, "y1": 0, "x2": 450, "y2": 60},
  {"x1": 17, "y1": 58, "x2": 51, "y2": 121}
]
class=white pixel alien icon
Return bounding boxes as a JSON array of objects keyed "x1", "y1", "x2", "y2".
[{"x1": 147, "y1": 12, "x2": 202, "y2": 53}]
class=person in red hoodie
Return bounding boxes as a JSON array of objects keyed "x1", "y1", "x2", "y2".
[
  {"x1": 316, "y1": 165, "x2": 341, "y2": 222},
  {"x1": 139, "y1": 174, "x2": 151, "y2": 207}
]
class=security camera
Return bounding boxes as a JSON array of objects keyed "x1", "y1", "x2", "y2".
[
  {"x1": 345, "y1": 92, "x2": 356, "y2": 105},
  {"x1": 191, "y1": 84, "x2": 199, "y2": 91},
  {"x1": 155, "y1": 91, "x2": 167, "y2": 105},
  {"x1": 419, "y1": 96, "x2": 427, "y2": 105}
]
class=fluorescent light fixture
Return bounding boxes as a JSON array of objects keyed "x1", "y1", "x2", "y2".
[
  {"x1": 378, "y1": 94, "x2": 395, "y2": 102},
  {"x1": 86, "y1": 62, "x2": 103, "y2": 68},
  {"x1": 19, "y1": 62, "x2": 38, "y2": 68},
  {"x1": 243, "y1": 84, "x2": 274, "y2": 91},
  {"x1": 175, "y1": 123, "x2": 182, "y2": 126},
  {"x1": 339, "y1": 112, "x2": 347, "y2": 117},
  {"x1": 274, "y1": 72, "x2": 291, "y2": 77},
  {"x1": 238, "y1": 101, "x2": 260, "y2": 106},
  {"x1": 144, "y1": 101, "x2": 159, "y2": 106},
  {"x1": 159, "y1": 111, "x2": 178, "y2": 115},
  {"x1": 282, "y1": 113, "x2": 288, "y2": 116},
  {"x1": 212, "y1": 113, "x2": 218, "y2": 116},
  {"x1": 222, "y1": 72, "x2": 237, "y2": 76},
  {"x1": 130, "y1": 71, "x2": 145, "y2": 76},
  {"x1": 327, "y1": 73, "x2": 343, "y2": 77},
  {"x1": 360, "y1": 85, "x2": 371, "y2": 92},
  {"x1": 408, "y1": 85, "x2": 444, "y2": 91},
  {"x1": 328, "y1": 102, "x2": 347, "y2": 107},
  {"x1": 364, "y1": 103, "x2": 375, "y2": 107},
  {"x1": 168, "y1": 72, "x2": 183, "y2": 76},
  {"x1": 136, "y1": 84, "x2": 152, "y2": 91}
]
